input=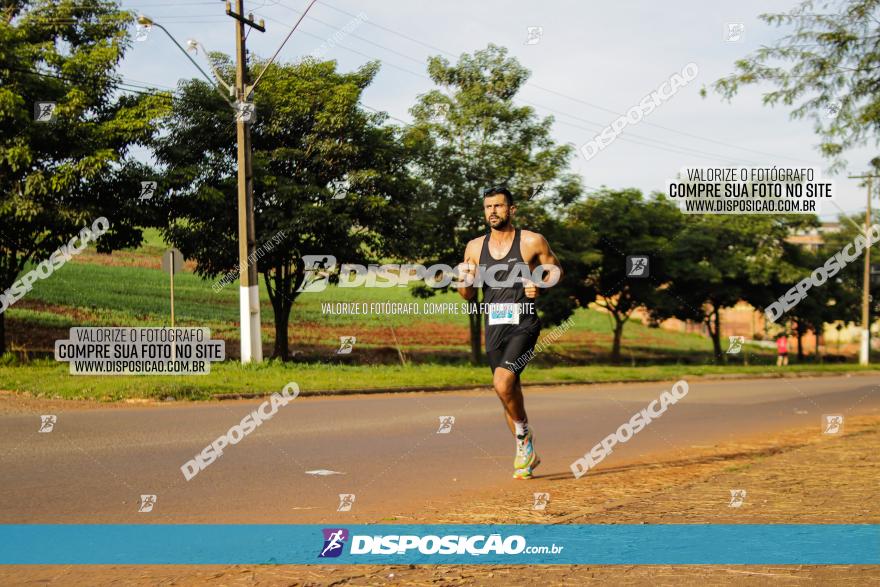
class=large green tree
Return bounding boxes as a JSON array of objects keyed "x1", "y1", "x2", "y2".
[
  {"x1": 517, "y1": 204, "x2": 598, "y2": 330},
  {"x1": 756, "y1": 237, "x2": 845, "y2": 361},
  {"x1": 404, "y1": 44, "x2": 582, "y2": 363},
  {"x1": 818, "y1": 214, "x2": 876, "y2": 329},
  {"x1": 0, "y1": 0, "x2": 169, "y2": 355},
  {"x1": 708, "y1": 0, "x2": 880, "y2": 170},
  {"x1": 566, "y1": 189, "x2": 681, "y2": 363},
  {"x1": 156, "y1": 56, "x2": 416, "y2": 360},
  {"x1": 652, "y1": 215, "x2": 812, "y2": 362}
]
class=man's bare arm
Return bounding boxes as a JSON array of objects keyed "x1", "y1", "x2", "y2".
[
  {"x1": 535, "y1": 234, "x2": 562, "y2": 284},
  {"x1": 458, "y1": 238, "x2": 482, "y2": 301},
  {"x1": 522, "y1": 231, "x2": 562, "y2": 298}
]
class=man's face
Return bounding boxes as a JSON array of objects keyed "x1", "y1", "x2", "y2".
[{"x1": 483, "y1": 194, "x2": 513, "y2": 229}]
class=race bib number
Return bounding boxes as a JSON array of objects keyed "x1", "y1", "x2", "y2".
[{"x1": 488, "y1": 303, "x2": 520, "y2": 326}]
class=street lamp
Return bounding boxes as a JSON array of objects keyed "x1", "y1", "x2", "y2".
[
  {"x1": 136, "y1": 15, "x2": 235, "y2": 108},
  {"x1": 186, "y1": 39, "x2": 235, "y2": 98}
]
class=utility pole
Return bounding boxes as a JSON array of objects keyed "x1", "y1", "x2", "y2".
[
  {"x1": 226, "y1": 1, "x2": 265, "y2": 363},
  {"x1": 146, "y1": 1, "x2": 317, "y2": 364},
  {"x1": 849, "y1": 173, "x2": 880, "y2": 366}
]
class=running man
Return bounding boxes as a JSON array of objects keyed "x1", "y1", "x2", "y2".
[{"x1": 458, "y1": 186, "x2": 562, "y2": 479}]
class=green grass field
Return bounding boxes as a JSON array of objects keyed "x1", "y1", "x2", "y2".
[{"x1": 4, "y1": 228, "x2": 732, "y2": 356}]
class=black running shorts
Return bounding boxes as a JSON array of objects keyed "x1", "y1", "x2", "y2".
[{"x1": 486, "y1": 329, "x2": 540, "y2": 377}]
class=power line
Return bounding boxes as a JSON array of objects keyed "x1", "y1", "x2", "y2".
[
  {"x1": 525, "y1": 84, "x2": 821, "y2": 166},
  {"x1": 257, "y1": 5, "x2": 788, "y2": 166},
  {"x1": 361, "y1": 103, "x2": 406, "y2": 125},
  {"x1": 34, "y1": 0, "x2": 828, "y2": 169},
  {"x1": 129, "y1": 2, "x2": 219, "y2": 5},
  {"x1": 257, "y1": 13, "x2": 763, "y2": 167},
  {"x1": 305, "y1": 0, "x2": 825, "y2": 167},
  {"x1": 20, "y1": 1, "x2": 830, "y2": 170},
  {"x1": 4, "y1": 66, "x2": 175, "y2": 99},
  {"x1": 517, "y1": 98, "x2": 766, "y2": 167},
  {"x1": 248, "y1": 0, "x2": 319, "y2": 97}
]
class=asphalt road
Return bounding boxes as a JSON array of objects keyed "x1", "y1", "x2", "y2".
[{"x1": 1, "y1": 374, "x2": 878, "y2": 524}]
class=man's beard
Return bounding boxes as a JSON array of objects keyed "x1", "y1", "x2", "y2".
[{"x1": 488, "y1": 215, "x2": 510, "y2": 230}]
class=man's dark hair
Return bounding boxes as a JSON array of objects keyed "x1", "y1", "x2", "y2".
[{"x1": 482, "y1": 185, "x2": 513, "y2": 206}]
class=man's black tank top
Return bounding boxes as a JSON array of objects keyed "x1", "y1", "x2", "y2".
[{"x1": 479, "y1": 228, "x2": 540, "y2": 351}]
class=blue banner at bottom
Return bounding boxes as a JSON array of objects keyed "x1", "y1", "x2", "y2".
[{"x1": 0, "y1": 524, "x2": 876, "y2": 565}]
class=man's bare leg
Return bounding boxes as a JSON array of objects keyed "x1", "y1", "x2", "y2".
[
  {"x1": 493, "y1": 367, "x2": 527, "y2": 436},
  {"x1": 493, "y1": 367, "x2": 539, "y2": 477}
]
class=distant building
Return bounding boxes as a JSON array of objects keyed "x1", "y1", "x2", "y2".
[{"x1": 786, "y1": 222, "x2": 842, "y2": 251}]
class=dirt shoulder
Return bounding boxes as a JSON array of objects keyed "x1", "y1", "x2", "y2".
[{"x1": 3, "y1": 413, "x2": 878, "y2": 585}]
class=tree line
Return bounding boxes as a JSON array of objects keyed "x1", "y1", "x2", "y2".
[{"x1": 1, "y1": 0, "x2": 876, "y2": 362}]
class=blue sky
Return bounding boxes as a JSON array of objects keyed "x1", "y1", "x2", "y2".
[{"x1": 120, "y1": 0, "x2": 878, "y2": 219}]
